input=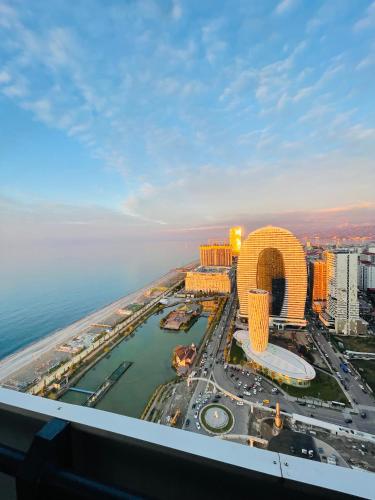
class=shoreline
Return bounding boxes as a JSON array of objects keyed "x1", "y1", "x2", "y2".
[{"x1": 0, "y1": 261, "x2": 197, "y2": 383}]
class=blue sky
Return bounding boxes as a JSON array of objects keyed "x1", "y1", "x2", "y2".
[{"x1": 1, "y1": 0, "x2": 375, "y2": 239}]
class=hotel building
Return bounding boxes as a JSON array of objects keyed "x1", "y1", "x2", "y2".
[
  {"x1": 200, "y1": 244, "x2": 232, "y2": 267},
  {"x1": 248, "y1": 289, "x2": 269, "y2": 352},
  {"x1": 234, "y1": 287, "x2": 315, "y2": 387},
  {"x1": 229, "y1": 226, "x2": 242, "y2": 257},
  {"x1": 237, "y1": 226, "x2": 307, "y2": 328},
  {"x1": 185, "y1": 266, "x2": 231, "y2": 294}
]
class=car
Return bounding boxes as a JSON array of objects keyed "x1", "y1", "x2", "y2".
[
  {"x1": 308, "y1": 450, "x2": 314, "y2": 458},
  {"x1": 194, "y1": 412, "x2": 198, "y2": 419},
  {"x1": 271, "y1": 388, "x2": 278, "y2": 394},
  {"x1": 244, "y1": 390, "x2": 251, "y2": 396},
  {"x1": 186, "y1": 419, "x2": 190, "y2": 427},
  {"x1": 236, "y1": 401, "x2": 244, "y2": 406},
  {"x1": 361, "y1": 411, "x2": 367, "y2": 419},
  {"x1": 263, "y1": 399, "x2": 270, "y2": 405},
  {"x1": 192, "y1": 404, "x2": 196, "y2": 409},
  {"x1": 196, "y1": 422, "x2": 201, "y2": 430},
  {"x1": 353, "y1": 398, "x2": 358, "y2": 404},
  {"x1": 344, "y1": 418, "x2": 352, "y2": 424}
]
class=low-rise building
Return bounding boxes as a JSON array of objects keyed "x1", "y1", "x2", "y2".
[
  {"x1": 172, "y1": 343, "x2": 197, "y2": 375},
  {"x1": 185, "y1": 266, "x2": 231, "y2": 294}
]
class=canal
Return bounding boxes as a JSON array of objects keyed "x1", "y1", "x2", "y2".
[{"x1": 60, "y1": 311, "x2": 208, "y2": 418}]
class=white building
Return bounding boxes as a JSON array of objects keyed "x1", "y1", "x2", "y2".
[
  {"x1": 326, "y1": 250, "x2": 366, "y2": 335},
  {"x1": 358, "y1": 247, "x2": 375, "y2": 291}
]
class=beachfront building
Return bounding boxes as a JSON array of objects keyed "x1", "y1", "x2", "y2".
[
  {"x1": 200, "y1": 243, "x2": 232, "y2": 267},
  {"x1": 237, "y1": 225, "x2": 307, "y2": 329},
  {"x1": 234, "y1": 288, "x2": 315, "y2": 387},
  {"x1": 185, "y1": 266, "x2": 231, "y2": 294},
  {"x1": 248, "y1": 289, "x2": 269, "y2": 353},
  {"x1": 229, "y1": 226, "x2": 242, "y2": 257}
]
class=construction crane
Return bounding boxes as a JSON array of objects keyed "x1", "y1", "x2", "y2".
[{"x1": 170, "y1": 409, "x2": 181, "y2": 427}]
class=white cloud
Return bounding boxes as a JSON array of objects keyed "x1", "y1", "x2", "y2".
[
  {"x1": 0, "y1": 69, "x2": 11, "y2": 83},
  {"x1": 353, "y1": 1, "x2": 375, "y2": 31},
  {"x1": 274, "y1": 0, "x2": 297, "y2": 15},
  {"x1": 171, "y1": 0, "x2": 182, "y2": 20}
]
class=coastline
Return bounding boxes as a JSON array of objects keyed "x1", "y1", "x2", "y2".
[{"x1": 0, "y1": 261, "x2": 197, "y2": 383}]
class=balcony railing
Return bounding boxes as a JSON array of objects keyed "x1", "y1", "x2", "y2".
[{"x1": 0, "y1": 387, "x2": 373, "y2": 499}]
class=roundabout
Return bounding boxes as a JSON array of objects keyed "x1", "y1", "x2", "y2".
[{"x1": 199, "y1": 404, "x2": 235, "y2": 434}]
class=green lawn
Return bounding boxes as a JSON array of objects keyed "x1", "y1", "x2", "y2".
[
  {"x1": 229, "y1": 340, "x2": 247, "y2": 365},
  {"x1": 351, "y1": 359, "x2": 375, "y2": 393},
  {"x1": 333, "y1": 336, "x2": 375, "y2": 353},
  {"x1": 279, "y1": 371, "x2": 348, "y2": 404}
]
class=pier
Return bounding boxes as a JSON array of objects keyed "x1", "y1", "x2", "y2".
[{"x1": 83, "y1": 361, "x2": 133, "y2": 407}]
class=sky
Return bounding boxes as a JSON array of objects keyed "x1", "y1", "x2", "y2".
[{"x1": 1, "y1": 0, "x2": 375, "y2": 246}]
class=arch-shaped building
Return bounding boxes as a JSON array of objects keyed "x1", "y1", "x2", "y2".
[{"x1": 237, "y1": 226, "x2": 307, "y2": 327}]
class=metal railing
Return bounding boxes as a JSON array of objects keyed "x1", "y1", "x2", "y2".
[{"x1": 0, "y1": 388, "x2": 374, "y2": 499}]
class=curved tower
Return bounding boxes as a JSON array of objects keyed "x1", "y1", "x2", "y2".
[
  {"x1": 248, "y1": 289, "x2": 269, "y2": 352},
  {"x1": 237, "y1": 226, "x2": 307, "y2": 322}
]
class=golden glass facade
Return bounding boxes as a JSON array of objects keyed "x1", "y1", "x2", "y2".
[
  {"x1": 237, "y1": 226, "x2": 307, "y2": 320},
  {"x1": 185, "y1": 268, "x2": 231, "y2": 294},
  {"x1": 312, "y1": 260, "x2": 327, "y2": 301},
  {"x1": 248, "y1": 289, "x2": 269, "y2": 353},
  {"x1": 200, "y1": 244, "x2": 232, "y2": 267},
  {"x1": 229, "y1": 226, "x2": 242, "y2": 256}
]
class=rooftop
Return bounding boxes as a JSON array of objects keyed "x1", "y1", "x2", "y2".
[
  {"x1": 192, "y1": 266, "x2": 230, "y2": 274},
  {"x1": 234, "y1": 330, "x2": 316, "y2": 381}
]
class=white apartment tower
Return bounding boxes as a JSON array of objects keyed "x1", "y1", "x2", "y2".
[
  {"x1": 326, "y1": 250, "x2": 365, "y2": 335},
  {"x1": 358, "y1": 247, "x2": 375, "y2": 291}
]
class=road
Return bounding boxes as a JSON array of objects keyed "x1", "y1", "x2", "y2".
[
  {"x1": 182, "y1": 293, "x2": 375, "y2": 436},
  {"x1": 307, "y1": 316, "x2": 374, "y2": 408}
]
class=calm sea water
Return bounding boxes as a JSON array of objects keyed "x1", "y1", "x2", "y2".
[{"x1": 0, "y1": 240, "x2": 196, "y2": 360}]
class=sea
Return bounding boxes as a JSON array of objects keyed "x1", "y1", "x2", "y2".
[{"x1": 0, "y1": 239, "x2": 196, "y2": 360}]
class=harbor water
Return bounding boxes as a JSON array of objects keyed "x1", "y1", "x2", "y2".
[{"x1": 60, "y1": 312, "x2": 208, "y2": 418}]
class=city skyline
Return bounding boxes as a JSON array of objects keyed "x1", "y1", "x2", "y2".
[{"x1": 1, "y1": 0, "x2": 375, "y2": 249}]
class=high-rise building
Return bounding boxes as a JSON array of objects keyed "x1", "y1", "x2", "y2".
[
  {"x1": 229, "y1": 226, "x2": 242, "y2": 256},
  {"x1": 248, "y1": 289, "x2": 269, "y2": 353},
  {"x1": 237, "y1": 226, "x2": 307, "y2": 328},
  {"x1": 326, "y1": 250, "x2": 366, "y2": 335},
  {"x1": 310, "y1": 257, "x2": 327, "y2": 313},
  {"x1": 358, "y1": 247, "x2": 375, "y2": 291},
  {"x1": 200, "y1": 244, "x2": 232, "y2": 267},
  {"x1": 312, "y1": 260, "x2": 327, "y2": 302},
  {"x1": 234, "y1": 284, "x2": 315, "y2": 386}
]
